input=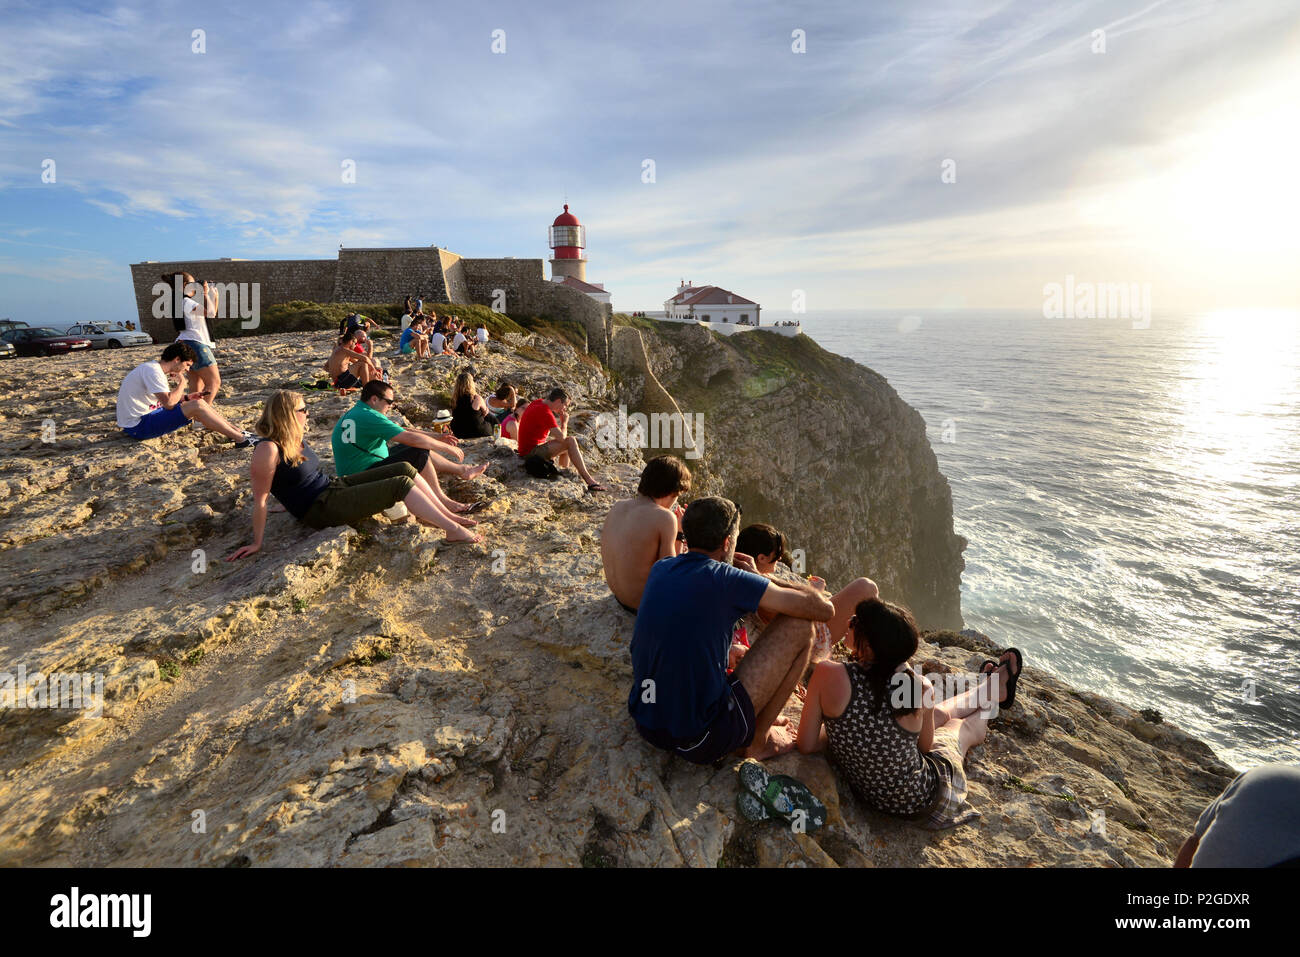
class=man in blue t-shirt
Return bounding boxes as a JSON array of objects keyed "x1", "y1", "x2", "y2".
[{"x1": 628, "y1": 496, "x2": 834, "y2": 762}]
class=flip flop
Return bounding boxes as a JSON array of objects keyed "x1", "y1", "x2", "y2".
[
  {"x1": 1000, "y1": 648, "x2": 1024, "y2": 710},
  {"x1": 736, "y1": 790, "x2": 771, "y2": 823},
  {"x1": 737, "y1": 761, "x2": 826, "y2": 833},
  {"x1": 461, "y1": 501, "x2": 490, "y2": 514}
]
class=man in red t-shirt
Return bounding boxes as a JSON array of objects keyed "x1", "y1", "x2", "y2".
[{"x1": 516, "y1": 388, "x2": 608, "y2": 492}]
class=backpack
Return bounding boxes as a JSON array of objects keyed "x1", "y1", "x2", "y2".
[{"x1": 523, "y1": 451, "x2": 560, "y2": 480}]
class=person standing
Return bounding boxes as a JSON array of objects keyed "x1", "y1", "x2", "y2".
[{"x1": 166, "y1": 271, "x2": 225, "y2": 404}]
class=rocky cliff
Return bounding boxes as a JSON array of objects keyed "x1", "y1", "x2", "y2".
[
  {"x1": 0, "y1": 325, "x2": 1235, "y2": 866},
  {"x1": 608, "y1": 319, "x2": 965, "y2": 630}
]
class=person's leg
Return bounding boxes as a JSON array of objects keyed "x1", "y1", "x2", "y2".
[
  {"x1": 180, "y1": 398, "x2": 244, "y2": 440},
  {"x1": 934, "y1": 714, "x2": 988, "y2": 762},
  {"x1": 733, "y1": 614, "x2": 815, "y2": 758},
  {"x1": 933, "y1": 652, "x2": 1016, "y2": 724},
  {"x1": 540, "y1": 435, "x2": 598, "y2": 486},
  {"x1": 411, "y1": 467, "x2": 477, "y2": 526},
  {"x1": 404, "y1": 484, "x2": 481, "y2": 542},
  {"x1": 304, "y1": 469, "x2": 418, "y2": 527},
  {"x1": 199, "y1": 363, "x2": 221, "y2": 404},
  {"x1": 427, "y1": 448, "x2": 489, "y2": 480},
  {"x1": 350, "y1": 358, "x2": 373, "y2": 384},
  {"x1": 826, "y1": 577, "x2": 878, "y2": 642}
]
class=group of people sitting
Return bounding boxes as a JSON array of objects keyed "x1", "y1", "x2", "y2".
[
  {"x1": 601, "y1": 454, "x2": 1022, "y2": 830},
  {"x1": 398, "y1": 309, "x2": 485, "y2": 359}
]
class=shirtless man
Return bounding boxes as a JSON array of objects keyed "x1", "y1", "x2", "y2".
[
  {"x1": 600, "y1": 455, "x2": 691, "y2": 614},
  {"x1": 327, "y1": 329, "x2": 381, "y2": 389}
]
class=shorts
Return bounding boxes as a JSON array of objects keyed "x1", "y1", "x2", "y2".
[
  {"x1": 919, "y1": 724, "x2": 981, "y2": 829},
  {"x1": 380, "y1": 444, "x2": 430, "y2": 473},
  {"x1": 636, "y1": 675, "x2": 755, "y2": 765},
  {"x1": 334, "y1": 371, "x2": 361, "y2": 389},
  {"x1": 122, "y1": 404, "x2": 190, "y2": 440},
  {"x1": 179, "y1": 339, "x2": 216, "y2": 370},
  {"x1": 401, "y1": 344, "x2": 415, "y2": 355}
]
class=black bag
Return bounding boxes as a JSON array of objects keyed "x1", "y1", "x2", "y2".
[{"x1": 523, "y1": 451, "x2": 560, "y2": 480}]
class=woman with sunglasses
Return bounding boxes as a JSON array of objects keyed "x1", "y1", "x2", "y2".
[{"x1": 226, "y1": 390, "x2": 482, "y2": 561}]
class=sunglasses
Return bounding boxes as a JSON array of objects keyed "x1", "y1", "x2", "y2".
[{"x1": 295, "y1": 406, "x2": 308, "y2": 415}]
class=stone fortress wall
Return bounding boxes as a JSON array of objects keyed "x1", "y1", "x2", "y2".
[{"x1": 129, "y1": 246, "x2": 614, "y2": 363}]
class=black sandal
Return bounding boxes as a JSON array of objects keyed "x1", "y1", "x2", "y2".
[
  {"x1": 1000, "y1": 648, "x2": 1024, "y2": 709},
  {"x1": 462, "y1": 501, "x2": 490, "y2": 514}
]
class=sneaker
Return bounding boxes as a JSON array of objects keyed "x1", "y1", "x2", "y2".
[{"x1": 383, "y1": 502, "x2": 409, "y2": 520}]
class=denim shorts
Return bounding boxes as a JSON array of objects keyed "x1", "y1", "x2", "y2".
[{"x1": 180, "y1": 339, "x2": 217, "y2": 370}]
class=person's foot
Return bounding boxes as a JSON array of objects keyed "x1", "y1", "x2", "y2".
[
  {"x1": 743, "y1": 724, "x2": 797, "y2": 760},
  {"x1": 585, "y1": 482, "x2": 609, "y2": 494},
  {"x1": 444, "y1": 529, "x2": 483, "y2": 544},
  {"x1": 984, "y1": 650, "x2": 1021, "y2": 705},
  {"x1": 463, "y1": 462, "x2": 488, "y2": 480},
  {"x1": 454, "y1": 516, "x2": 479, "y2": 528}
]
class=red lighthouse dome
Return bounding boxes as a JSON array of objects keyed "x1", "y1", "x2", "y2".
[{"x1": 548, "y1": 204, "x2": 585, "y2": 260}]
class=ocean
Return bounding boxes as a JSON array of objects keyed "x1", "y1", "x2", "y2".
[{"x1": 786, "y1": 309, "x2": 1299, "y2": 771}]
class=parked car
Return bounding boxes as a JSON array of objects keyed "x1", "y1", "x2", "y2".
[
  {"x1": 0, "y1": 319, "x2": 29, "y2": 335},
  {"x1": 54, "y1": 321, "x2": 153, "y2": 350},
  {"x1": 0, "y1": 327, "x2": 92, "y2": 357},
  {"x1": 0, "y1": 339, "x2": 14, "y2": 360}
]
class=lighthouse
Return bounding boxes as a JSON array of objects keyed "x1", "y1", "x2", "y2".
[{"x1": 548, "y1": 204, "x2": 587, "y2": 282}]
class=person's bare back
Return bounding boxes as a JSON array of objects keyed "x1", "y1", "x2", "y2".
[{"x1": 600, "y1": 496, "x2": 678, "y2": 610}]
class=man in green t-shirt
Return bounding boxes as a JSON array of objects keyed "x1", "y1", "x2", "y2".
[{"x1": 332, "y1": 381, "x2": 489, "y2": 513}]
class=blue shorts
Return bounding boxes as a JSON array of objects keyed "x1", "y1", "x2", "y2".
[
  {"x1": 123, "y1": 405, "x2": 190, "y2": 440},
  {"x1": 636, "y1": 675, "x2": 755, "y2": 765},
  {"x1": 179, "y1": 340, "x2": 217, "y2": 370}
]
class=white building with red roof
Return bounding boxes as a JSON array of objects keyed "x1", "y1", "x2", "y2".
[{"x1": 660, "y1": 279, "x2": 794, "y2": 335}]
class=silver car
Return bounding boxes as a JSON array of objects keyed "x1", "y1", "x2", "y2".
[{"x1": 60, "y1": 322, "x2": 154, "y2": 350}]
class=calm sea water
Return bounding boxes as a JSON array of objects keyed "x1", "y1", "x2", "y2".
[{"x1": 785, "y1": 309, "x2": 1299, "y2": 770}]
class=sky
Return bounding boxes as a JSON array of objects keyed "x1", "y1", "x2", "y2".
[{"x1": 1, "y1": 0, "x2": 1298, "y2": 322}]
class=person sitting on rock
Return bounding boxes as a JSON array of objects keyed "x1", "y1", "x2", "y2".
[
  {"x1": 450, "y1": 371, "x2": 495, "y2": 439},
  {"x1": 1173, "y1": 763, "x2": 1300, "y2": 867},
  {"x1": 795, "y1": 598, "x2": 1022, "y2": 829},
  {"x1": 116, "y1": 341, "x2": 255, "y2": 446},
  {"x1": 399, "y1": 317, "x2": 430, "y2": 358},
  {"x1": 485, "y1": 383, "x2": 517, "y2": 424},
  {"x1": 227, "y1": 390, "x2": 482, "y2": 560},
  {"x1": 332, "y1": 380, "x2": 488, "y2": 519},
  {"x1": 601, "y1": 455, "x2": 691, "y2": 614},
  {"x1": 629, "y1": 496, "x2": 835, "y2": 762},
  {"x1": 735, "y1": 522, "x2": 878, "y2": 664},
  {"x1": 327, "y1": 328, "x2": 381, "y2": 390},
  {"x1": 515, "y1": 388, "x2": 608, "y2": 493},
  {"x1": 500, "y1": 398, "x2": 529, "y2": 442}
]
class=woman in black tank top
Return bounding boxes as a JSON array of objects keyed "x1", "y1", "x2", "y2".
[
  {"x1": 227, "y1": 391, "x2": 483, "y2": 560},
  {"x1": 794, "y1": 597, "x2": 1021, "y2": 829}
]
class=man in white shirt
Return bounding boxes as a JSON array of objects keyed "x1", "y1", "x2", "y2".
[
  {"x1": 476, "y1": 325, "x2": 489, "y2": 345},
  {"x1": 428, "y1": 330, "x2": 452, "y2": 355},
  {"x1": 116, "y1": 342, "x2": 254, "y2": 445}
]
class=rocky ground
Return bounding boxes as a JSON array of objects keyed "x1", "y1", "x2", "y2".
[{"x1": 0, "y1": 330, "x2": 1236, "y2": 866}]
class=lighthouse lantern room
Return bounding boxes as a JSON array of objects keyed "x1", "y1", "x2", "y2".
[{"x1": 548, "y1": 204, "x2": 587, "y2": 282}]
